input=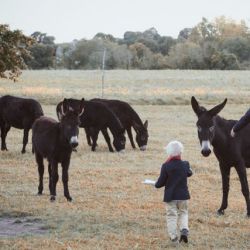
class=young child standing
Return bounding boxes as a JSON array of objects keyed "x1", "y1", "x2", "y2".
[{"x1": 155, "y1": 140, "x2": 193, "y2": 244}]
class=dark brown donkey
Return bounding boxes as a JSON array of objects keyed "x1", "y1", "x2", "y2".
[
  {"x1": 90, "y1": 99, "x2": 148, "y2": 151},
  {"x1": 0, "y1": 95, "x2": 44, "y2": 153},
  {"x1": 32, "y1": 98, "x2": 84, "y2": 202},
  {"x1": 191, "y1": 96, "x2": 250, "y2": 217}
]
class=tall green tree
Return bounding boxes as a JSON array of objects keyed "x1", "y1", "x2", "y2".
[
  {"x1": 0, "y1": 24, "x2": 34, "y2": 81},
  {"x1": 26, "y1": 31, "x2": 56, "y2": 69}
]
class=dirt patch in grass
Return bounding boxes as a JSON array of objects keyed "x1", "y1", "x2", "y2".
[{"x1": 0, "y1": 215, "x2": 47, "y2": 238}]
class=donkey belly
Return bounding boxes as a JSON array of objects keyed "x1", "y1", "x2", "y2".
[{"x1": 3, "y1": 115, "x2": 24, "y2": 129}]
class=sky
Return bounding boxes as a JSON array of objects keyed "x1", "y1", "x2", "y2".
[{"x1": 0, "y1": 0, "x2": 250, "y2": 43}]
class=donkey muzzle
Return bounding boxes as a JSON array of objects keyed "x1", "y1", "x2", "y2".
[
  {"x1": 201, "y1": 140, "x2": 211, "y2": 157},
  {"x1": 140, "y1": 145, "x2": 147, "y2": 151},
  {"x1": 70, "y1": 136, "x2": 79, "y2": 148}
]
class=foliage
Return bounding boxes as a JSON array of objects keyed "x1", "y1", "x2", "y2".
[
  {"x1": 0, "y1": 24, "x2": 34, "y2": 81},
  {"x1": 3, "y1": 16, "x2": 250, "y2": 72},
  {"x1": 168, "y1": 42, "x2": 204, "y2": 69},
  {"x1": 25, "y1": 32, "x2": 55, "y2": 69}
]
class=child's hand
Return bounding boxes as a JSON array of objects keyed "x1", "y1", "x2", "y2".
[{"x1": 142, "y1": 179, "x2": 156, "y2": 185}]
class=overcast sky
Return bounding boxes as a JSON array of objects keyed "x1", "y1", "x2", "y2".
[{"x1": 1, "y1": 0, "x2": 250, "y2": 43}]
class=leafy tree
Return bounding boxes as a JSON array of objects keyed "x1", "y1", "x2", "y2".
[
  {"x1": 210, "y1": 51, "x2": 240, "y2": 69},
  {"x1": 189, "y1": 17, "x2": 218, "y2": 44},
  {"x1": 31, "y1": 31, "x2": 55, "y2": 45},
  {"x1": 112, "y1": 44, "x2": 132, "y2": 69},
  {"x1": 0, "y1": 24, "x2": 34, "y2": 81},
  {"x1": 26, "y1": 44, "x2": 55, "y2": 69},
  {"x1": 93, "y1": 33, "x2": 116, "y2": 43},
  {"x1": 25, "y1": 31, "x2": 56, "y2": 69},
  {"x1": 158, "y1": 36, "x2": 177, "y2": 55},
  {"x1": 221, "y1": 37, "x2": 250, "y2": 62},
  {"x1": 129, "y1": 42, "x2": 155, "y2": 69},
  {"x1": 168, "y1": 42, "x2": 204, "y2": 69},
  {"x1": 123, "y1": 31, "x2": 142, "y2": 45},
  {"x1": 214, "y1": 16, "x2": 249, "y2": 40},
  {"x1": 178, "y1": 28, "x2": 193, "y2": 41}
]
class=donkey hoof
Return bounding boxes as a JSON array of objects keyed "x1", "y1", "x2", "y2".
[
  {"x1": 217, "y1": 209, "x2": 225, "y2": 216},
  {"x1": 67, "y1": 197, "x2": 72, "y2": 202},
  {"x1": 50, "y1": 196, "x2": 56, "y2": 202},
  {"x1": 21, "y1": 150, "x2": 26, "y2": 154},
  {"x1": 37, "y1": 192, "x2": 43, "y2": 196}
]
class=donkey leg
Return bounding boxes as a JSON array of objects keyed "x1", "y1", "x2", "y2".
[
  {"x1": 62, "y1": 159, "x2": 72, "y2": 201},
  {"x1": 235, "y1": 165, "x2": 250, "y2": 216},
  {"x1": 48, "y1": 163, "x2": 52, "y2": 194},
  {"x1": 21, "y1": 128, "x2": 29, "y2": 154},
  {"x1": 217, "y1": 164, "x2": 231, "y2": 215},
  {"x1": 1, "y1": 124, "x2": 10, "y2": 151},
  {"x1": 50, "y1": 162, "x2": 59, "y2": 202},
  {"x1": 91, "y1": 129, "x2": 99, "y2": 152},
  {"x1": 36, "y1": 153, "x2": 44, "y2": 195},
  {"x1": 101, "y1": 128, "x2": 114, "y2": 152},
  {"x1": 84, "y1": 127, "x2": 92, "y2": 146},
  {"x1": 127, "y1": 127, "x2": 136, "y2": 149}
]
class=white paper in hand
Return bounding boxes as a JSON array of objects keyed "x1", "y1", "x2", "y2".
[{"x1": 143, "y1": 179, "x2": 156, "y2": 185}]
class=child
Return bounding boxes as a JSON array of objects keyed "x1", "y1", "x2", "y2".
[{"x1": 155, "y1": 140, "x2": 192, "y2": 244}]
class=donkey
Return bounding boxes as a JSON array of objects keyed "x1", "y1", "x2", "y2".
[
  {"x1": 32, "y1": 98, "x2": 84, "y2": 202},
  {"x1": 56, "y1": 98, "x2": 126, "y2": 152},
  {"x1": 90, "y1": 98, "x2": 149, "y2": 151},
  {"x1": 191, "y1": 96, "x2": 250, "y2": 216},
  {"x1": 0, "y1": 95, "x2": 44, "y2": 153}
]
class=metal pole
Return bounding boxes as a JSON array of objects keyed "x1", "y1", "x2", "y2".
[{"x1": 101, "y1": 48, "x2": 106, "y2": 98}]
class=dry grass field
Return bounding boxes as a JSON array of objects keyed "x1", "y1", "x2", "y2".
[{"x1": 0, "y1": 70, "x2": 250, "y2": 249}]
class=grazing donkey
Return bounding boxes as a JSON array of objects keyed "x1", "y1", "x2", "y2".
[
  {"x1": 0, "y1": 95, "x2": 44, "y2": 153},
  {"x1": 90, "y1": 98, "x2": 149, "y2": 151},
  {"x1": 191, "y1": 96, "x2": 250, "y2": 216},
  {"x1": 56, "y1": 98, "x2": 126, "y2": 152},
  {"x1": 32, "y1": 98, "x2": 84, "y2": 202}
]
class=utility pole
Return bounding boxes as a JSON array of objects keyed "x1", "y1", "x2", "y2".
[{"x1": 101, "y1": 48, "x2": 106, "y2": 98}]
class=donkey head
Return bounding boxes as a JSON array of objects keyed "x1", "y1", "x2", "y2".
[
  {"x1": 191, "y1": 96, "x2": 227, "y2": 157},
  {"x1": 60, "y1": 98, "x2": 85, "y2": 149},
  {"x1": 134, "y1": 120, "x2": 149, "y2": 151},
  {"x1": 113, "y1": 130, "x2": 126, "y2": 152},
  {"x1": 58, "y1": 98, "x2": 84, "y2": 121}
]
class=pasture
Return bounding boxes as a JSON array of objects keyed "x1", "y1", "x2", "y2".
[{"x1": 0, "y1": 70, "x2": 250, "y2": 249}]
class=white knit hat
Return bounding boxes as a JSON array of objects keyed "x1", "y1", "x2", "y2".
[{"x1": 164, "y1": 140, "x2": 184, "y2": 156}]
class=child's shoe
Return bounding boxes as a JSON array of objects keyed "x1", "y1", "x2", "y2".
[
  {"x1": 180, "y1": 229, "x2": 188, "y2": 243},
  {"x1": 170, "y1": 236, "x2": 179, "y2": 246}
]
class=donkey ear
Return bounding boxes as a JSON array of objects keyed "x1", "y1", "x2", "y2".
[
  {"x1": 144, "y1": 120, "x2": 148, "y2": 129},
  {"x1": 61, "y1": 98, "x2": 69, "y2": 116},
  {"x1": 78, "y1": 98, "x2": 85, "y2": 116},
  {"x1": 208, "y1": 98, "x2": 227, "y2": 117},
  {"x1": 191, "y1": 96, "x2": 206, "y2": 117}
]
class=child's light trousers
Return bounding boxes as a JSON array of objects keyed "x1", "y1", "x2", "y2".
[{"x1": 166, "y1": 200, "x2": 189, "y2": 240}]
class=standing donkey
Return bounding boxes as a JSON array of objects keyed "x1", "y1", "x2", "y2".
[
  {"x1": 191, "y1": 96, "x2": 250, "y2": 216},
  {"x1": 32, "y1": 98, "x2": 84, "y2": 202},
  {"x1": 0, "y1": 95, "x2": 44, "y2": 153}
]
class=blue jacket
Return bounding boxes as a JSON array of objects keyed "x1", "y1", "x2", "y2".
[
  {"x1": 155, "y1": 159, "x2": 192, "y2": 202},
  {"x1": 233, "y1": 109, "x2": 250, "y2": 132}
]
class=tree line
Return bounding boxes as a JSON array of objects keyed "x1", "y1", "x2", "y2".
[{"x1": 1, "y1": 16, "x2": 250, "y2": 80}]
